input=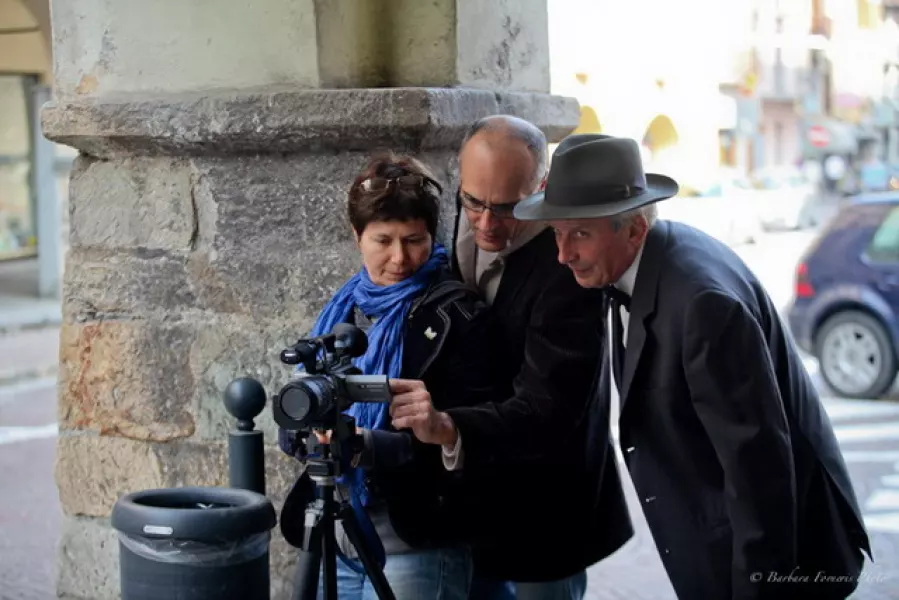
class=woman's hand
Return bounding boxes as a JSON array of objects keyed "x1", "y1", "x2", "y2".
[
  {"x1": 312, "y1": 427, "x2": 364, "y2": 444},
  {"x1": 311, "y1": 428, "x2": 367, "y2": 467}
]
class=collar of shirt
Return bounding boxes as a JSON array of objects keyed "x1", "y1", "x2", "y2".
[
  {"x1": 614, "y1": 241, "x2": 645, "y2": 299},
  {"x1": 475, "y1": 219, "x2": 546, "y2": 263},
  {"x1": 455, "y1": 215, "x2": 546, "y2": 289}
]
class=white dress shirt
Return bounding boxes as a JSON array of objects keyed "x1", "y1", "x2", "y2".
[
  {"x1": 609, "y1": 243, "x2": 645, "y2": 417},
  {"x1": 612, "y1": 243, "x2": 645, "y2": 348},
  {"x1": 454, "y1": 214, "x2": 547, "y2": 304}
]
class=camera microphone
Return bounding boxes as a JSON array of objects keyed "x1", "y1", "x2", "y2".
[{"x1": 331, "y1": 323, "x2": 368, "y2": 357}]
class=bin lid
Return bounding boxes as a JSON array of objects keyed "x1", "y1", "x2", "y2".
[{"x1": 111, "y1": 487, "x2": 277, "y2": 542}]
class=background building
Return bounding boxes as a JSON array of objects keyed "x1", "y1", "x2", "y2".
[
  {"x1": 1, "y1": 0, "x2": 71, "y2": 306},
  {"x1": 549, "y1": 0, "x2": 899, "y2": 197},
  {"x1": 548, "y1": 0, "x2": 727, "y2": 190}
]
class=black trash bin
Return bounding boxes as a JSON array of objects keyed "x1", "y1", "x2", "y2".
[{"x1": 111, "y1": 486, "x2": 277, "y2": 600}]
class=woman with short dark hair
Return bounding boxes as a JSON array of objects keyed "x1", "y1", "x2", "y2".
[{"x1": 279, "y1": 153, "x2": 494, "y2": 599}]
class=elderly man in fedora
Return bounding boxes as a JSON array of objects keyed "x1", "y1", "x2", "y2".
[{"x1": 506, "y1": 134, "x2": 871, "y2": 599}]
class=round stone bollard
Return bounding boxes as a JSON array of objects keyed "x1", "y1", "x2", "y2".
[{"x1": 111, "y1": 487, "x2": 277, "y2": 600}]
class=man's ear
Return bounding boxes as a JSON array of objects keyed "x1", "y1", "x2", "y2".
[
  {"x1": 631, "y1": 213, "x2": 650, "y2": 244},
  {"x1": 622, "y1": 215, "x2": 648, "y2": 244}
]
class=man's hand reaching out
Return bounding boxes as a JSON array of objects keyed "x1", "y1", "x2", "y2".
[{"x1": 388, "y1": 378, "x2": 459, "y2": 447}]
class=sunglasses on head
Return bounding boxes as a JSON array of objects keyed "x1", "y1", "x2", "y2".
[
  {"x1": 360, "y1": 174, "x2": 443, "y2": 195},
  {"x1": 457, "y1": 189, "x2": 519, "y2": 218}
]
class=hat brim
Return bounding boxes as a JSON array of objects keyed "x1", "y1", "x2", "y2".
[{"x1": 513, "y1": 174, "x2": 680, "y2": 221}]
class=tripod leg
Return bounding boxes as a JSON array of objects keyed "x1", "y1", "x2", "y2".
[
  {"x1": 320, "y1": 486, "x2": 339, "y2": 600},
  {"x1": 338, "y1": 503, "x2": 397, "y2": 600},
  {"x1": 291, "y1": 501, "x2": 323, "y2": 600}
]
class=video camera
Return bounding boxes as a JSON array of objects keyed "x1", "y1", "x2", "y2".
[
  {"x1": 272, "y1": 323, "x2": 392, "y2": 432},
  {"x1": 220, "y1": 322, "x2": 398, "y2": 599}
]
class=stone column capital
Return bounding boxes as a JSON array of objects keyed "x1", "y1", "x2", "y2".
[{"x1": 43, "y1": 86, "x2": 579, "y2": 159}]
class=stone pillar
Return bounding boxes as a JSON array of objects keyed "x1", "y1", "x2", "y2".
[{"x1": 44, "y1": 2, "x2": 577, "y2": 598}]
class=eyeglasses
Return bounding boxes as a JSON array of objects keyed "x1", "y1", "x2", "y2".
[
  {"x1": 457, "y1": 190, "x2": 519, "y2": 218},
  {"x1": 359, "y1": 175, "x2": 443, "y2": 195}
]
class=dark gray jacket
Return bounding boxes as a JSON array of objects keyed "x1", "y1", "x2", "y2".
[
  {"x1": 607, "y1": 220, "x2": 870, "y2": 599},
  {"x1": 447, "y1": 228, "x2": 634, "y2": 582}
]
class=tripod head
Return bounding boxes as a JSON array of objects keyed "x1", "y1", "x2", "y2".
[{"x1": 303, "y1": 413, "x2": 365, "y2": 484}]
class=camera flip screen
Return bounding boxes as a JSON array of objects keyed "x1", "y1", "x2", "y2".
[{"x1": 343, "y1": 375, "x2": 391, "y2": 404}]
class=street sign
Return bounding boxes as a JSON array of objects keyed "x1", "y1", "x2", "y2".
[{"x1": 808, "y1": 125, "x2": 831, "y2": 148}]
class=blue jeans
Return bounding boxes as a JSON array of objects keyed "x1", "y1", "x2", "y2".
[
  {"x1": 318, "y1": 547, "x2": 472, "y2": 599},
  {"x1": 468, "y1": 570, "x2": 587, "y2": 600}
]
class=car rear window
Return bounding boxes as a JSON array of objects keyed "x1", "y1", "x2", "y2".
[{"x1": 867, "y1": 206, "x2": 899, "y2": 262}]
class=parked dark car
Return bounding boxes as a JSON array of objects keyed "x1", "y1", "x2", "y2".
[{"x1": 787, "y1": 192, "x2": 899, "y2": 399}]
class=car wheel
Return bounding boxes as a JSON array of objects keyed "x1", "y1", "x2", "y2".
[{"x1": 815, "y1": 310, "x2": 898, "y2": 399}]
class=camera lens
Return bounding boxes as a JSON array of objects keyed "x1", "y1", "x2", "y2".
[
  {"x1": 280, "y1": 386, "x2": 314, "y2": 422},
  {"x1": 272, "y1": 376, "x2": 337, "y2": 431}
]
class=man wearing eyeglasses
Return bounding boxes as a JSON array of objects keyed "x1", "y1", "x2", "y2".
[{"x1": 389, "y1": 115, "x2": 633, "y2": 600}]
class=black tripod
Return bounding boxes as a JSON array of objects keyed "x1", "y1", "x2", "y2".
[{"x1": 290, "y1": 421, "x2": 396, "y2": 600}]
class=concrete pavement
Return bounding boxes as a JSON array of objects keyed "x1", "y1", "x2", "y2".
[
  {"x1": 0, "y1": 378, "x2": 60, "y2": 600},
  {"x1": 0, "y1": 257, "x2": 63, "y2": 600},
  {"x1": 0, "y1": 328, "x2": 59, "y2": 386},
  {"x1": 0, "y1": 258, "x2": 61, "y2": 334},
  {"x1": 0, "y1": 256, "x2": 62, "y2": 385}
]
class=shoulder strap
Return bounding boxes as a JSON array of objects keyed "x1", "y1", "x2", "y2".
[{"x1": 418, "y1": 278, "x2": 473, "y2": 309}]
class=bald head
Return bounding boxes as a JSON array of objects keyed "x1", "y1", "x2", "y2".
[
  {"x1": 460, "y1": 115, "x2": 547, "y2": 189},
  {"x1": 458, "y1": 115, "x2": 548, "y2": 252}
]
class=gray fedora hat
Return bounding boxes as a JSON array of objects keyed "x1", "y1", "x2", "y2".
[{"x1": 514, "y1": 134, "x2": 679, "y2": 220}]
